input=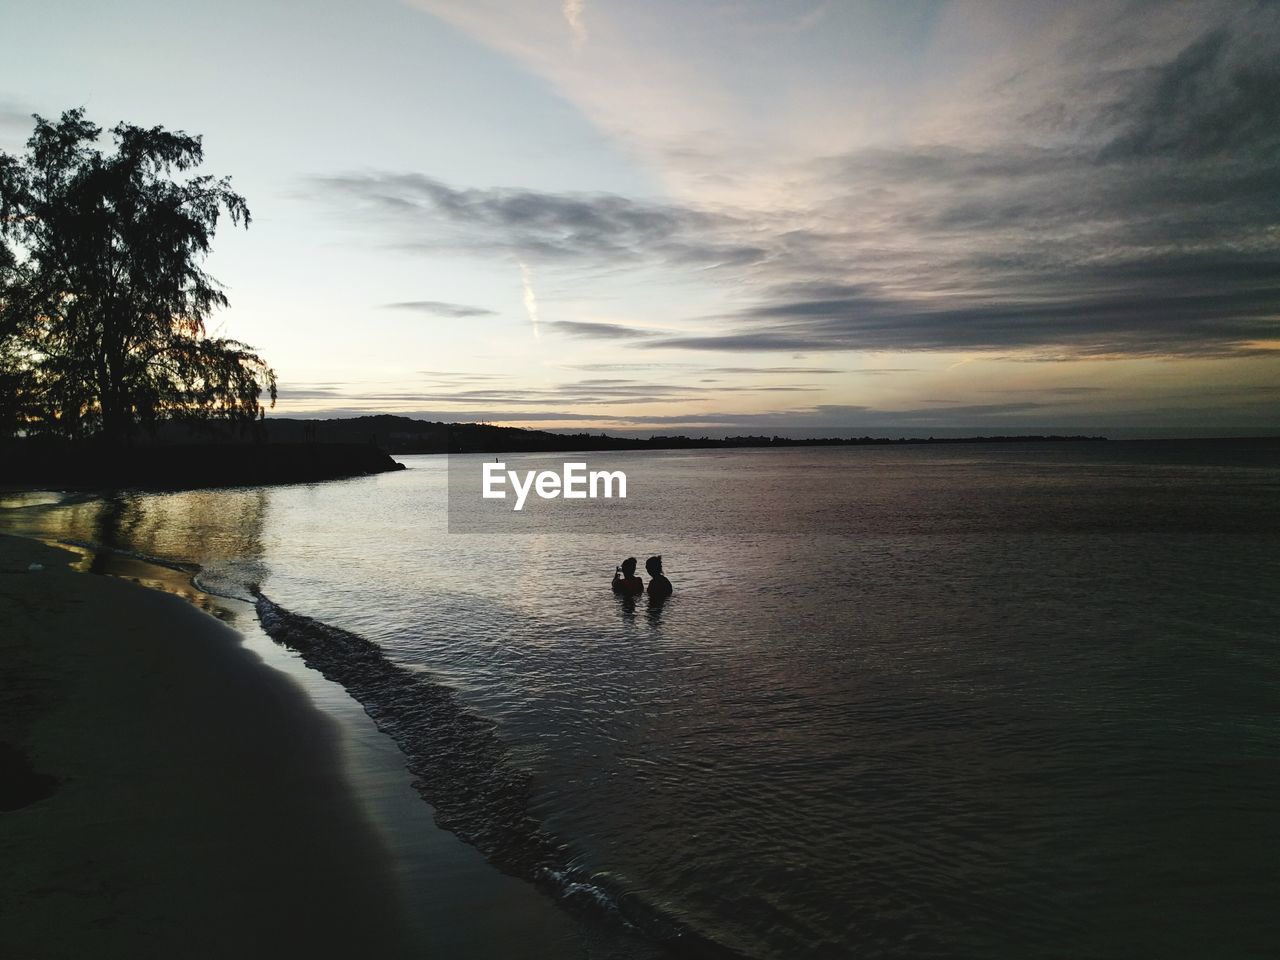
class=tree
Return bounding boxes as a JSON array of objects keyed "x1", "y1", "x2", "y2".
[{"x1": 0, "y1": 108, "x2": 276, "y2": 442}]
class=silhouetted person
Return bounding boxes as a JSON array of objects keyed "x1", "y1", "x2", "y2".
[
  {"x1": 612, "y1": 557, "x2": 644, "y2": 595},
  {"x1": 645, "y1": 556, "x2": 672, "y2": 599}
]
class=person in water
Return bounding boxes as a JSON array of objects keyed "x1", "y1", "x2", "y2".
[
  {"x1": 612, "y1": 557, "x2": 644, "y2": 595},
  {"x1": 645, "y1": 556, "x2": 672, "y2": 599}
]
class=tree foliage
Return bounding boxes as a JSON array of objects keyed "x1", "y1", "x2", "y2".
[{"x1": 0, "y1": 108, "x2": 276, "y2": 441}]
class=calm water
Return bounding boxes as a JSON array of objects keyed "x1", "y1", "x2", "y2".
[{"x1": 4, "y1": 440, "x2": 1278, "y2": 958}]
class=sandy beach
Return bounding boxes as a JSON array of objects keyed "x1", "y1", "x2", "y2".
[
  {"x1": 0, "y1": 534, "x2": 421, "y2": 957},
  {"x1": 0, "y1": 530, "x2": 597, "y2": 959}
]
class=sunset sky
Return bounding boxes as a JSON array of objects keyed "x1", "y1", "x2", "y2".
[{"x1": 3, "y1": 0, "x2": 1277, "y2": 434}]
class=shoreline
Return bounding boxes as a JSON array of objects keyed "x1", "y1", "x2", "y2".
[
  {"x1": 0, "y1": 442, "x2": 405, "y2": 492},
  {"x1": 0, "y1": 533, "x2": 589, "y2": 959}
]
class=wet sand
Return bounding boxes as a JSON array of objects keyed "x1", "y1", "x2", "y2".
[{"x1": 0, "y1": 534, "x2": 588, "y2": 959}]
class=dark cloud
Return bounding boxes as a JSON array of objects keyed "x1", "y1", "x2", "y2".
[
  {"x1": 277, "y1": 375, "x2": 828, "y2": 412},
  {"x1": 983, "y1": 385, "x2": 1106, "y2": 395},
  {"x1": 278, "y1": 370, "x2": 1280, "y2": 430},
  {"x1": 417, "y1": 371, "x2": 507, "y2": 380},
  {"x1": 317, "y1": 171, "x2": 767, "y2": 267},
  {"x1": 643, "y1": 332, "x2": 844, "y2": 353},
  {"x1": 570, "y1": 363, "x2": 861, "y2": 375},
  {"x1": 280, "y1": 377, "x2": 516, "y2": 403},
  {"x1": 275, "y1": 384, "x2": 349, "y2": 401},
  {"x1": 566, "y1": 362, "x2": 698, "y2": 372},
  {"x1": 383, "y1": 300, "x2": 496, "y2": 318},
  {"x1": 651, "y1": 253, "x2": 1280, "y2": 354},
  {"x1": 1097, "y1": 20, "x2": 1280, "y2": 162},
  {"x1": 544, "y1": 320, "x2": 656, "y2": 339},
  {"x1": 0, "y1": 102, "x2": 32, "y2": 129},
  {"x1": 316, "y1": 2, "x2": 1280, "y2": 361},
  {"x1": 704, "y1": 366, "x2": 846, "y2": 374},
  {"x1": 469, "y1": 399, "x2": 1048, "y2": 427},
  {"x1": 281, "y1": 407, "x2": 622, "y2": 424},
  {"x1": 402, "y1": 382, "x2": 697, "y2": 405}
]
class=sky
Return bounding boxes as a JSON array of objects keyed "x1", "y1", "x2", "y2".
[{"x1": 2, "y1": 0, "x2": 1278, "y2": 435}]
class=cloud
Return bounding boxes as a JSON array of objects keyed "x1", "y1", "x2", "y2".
[
  {"x1": 416, "y1": 370, "x2": 511, "y2": 381},
  {"x1": 275, "y1": 374, "x2": 830, "y2": 414},
  {"x1": 645, "y1": 250, "x2": 1280, "y2": 355},
  {"x1": 563, "y1": 0, "x2": 586, "y2": 51},
  {"x1": 278, "y1": 378, "x2": 1280, "y2": 430},
  {"x1": 704, "y1": 366, "x2": 846, "y2": 375},
  {"x1": 566, "y1": 362, "x2": 698, "y2": 371},
  {"x1": 343, "y1": 1, "x2": 1280, "y2": 362},
  {"x1": 544, "y1": 319, "x2": 655, "y2": 339},
  {"x1": 0, "y1": 100, "x2": 32, "y2": 130},
  {"x1": 278, "y1": 406, "x2": 624, "y2": 424},
  {"x1": 983, "y1": 385, "x2": 1105, "y2": 395},
  {"x1": 1095, "y1": 22, "x2": 1280, "y2": 162},
  {"x1": 565, "y1": 362, "x2": 855, "y2": 375},
  {"x1": 315, "y1": 171, "x2": 767, "y2": 268},
  {"x1": 0, "y1": 98, "x2": 37, "y2": 151},
  {"x1": 382, "y1": 300, "x2": 497, "y2": 318}
]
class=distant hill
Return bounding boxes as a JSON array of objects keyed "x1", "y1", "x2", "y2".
[
  {"x1": 252, "y1": 415, "x2": 1105, "y2": 454},
  {"x1": 1, "y1": 417, "x2": 1107, "y2": 490}
]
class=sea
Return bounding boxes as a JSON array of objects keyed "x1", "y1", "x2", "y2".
[{"x1": 3, "y1": 438, "x2": 1278, "y2": 959}]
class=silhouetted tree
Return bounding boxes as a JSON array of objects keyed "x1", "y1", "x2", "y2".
[
  {"x1": 0, "y1": 108, "x2": 276, "y2": 442},
  {"x1": 0, "y1": 238, "x2": 36, "y2": 437}
]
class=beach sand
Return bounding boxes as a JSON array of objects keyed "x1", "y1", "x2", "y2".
[{"x1": 0, "y1": 534, "x2": 591, "y2": 959}]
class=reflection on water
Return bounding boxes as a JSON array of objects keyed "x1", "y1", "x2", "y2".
[
  {"x1": 1, "y1": 487, "x2": 270, "y2": 603},
  {"x1": 88, "y1": 549, "x2": 235, "y2": 621},
  {"x1": 0, "y1": 491, "x2": 72, "y2": 510},
  {"x1": 2, "y1": 440, "x2": 1279, "y2": 959}
]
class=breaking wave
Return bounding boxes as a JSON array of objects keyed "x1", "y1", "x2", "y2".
[{"x1": 252, "y1": 592, "x2": 744, "y2": 959}]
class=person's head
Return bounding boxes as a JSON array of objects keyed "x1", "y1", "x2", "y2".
[
  {"x1": 619, "y1": 557, "x2": 637, "y2": 577},
  {"x1": 645, "y1": 555, "x2": 663, "y2": 577}
]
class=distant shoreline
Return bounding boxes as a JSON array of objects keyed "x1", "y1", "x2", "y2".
[
  {"x1": 444, "y1": 432, "x2": 1109, "y2": 454},
  {"x1": 2, "y1": 421, "x2": 1110, "y2": 492},
  {"x1": 0, "y1": 440, "x2": 405, "y2": 491},
  {"x1": 250, "y1": 414, "x2": 1109, "y2": 455},
  {"x1": 9, "y1": 423, "x2": 1280, "y2": 492}
]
